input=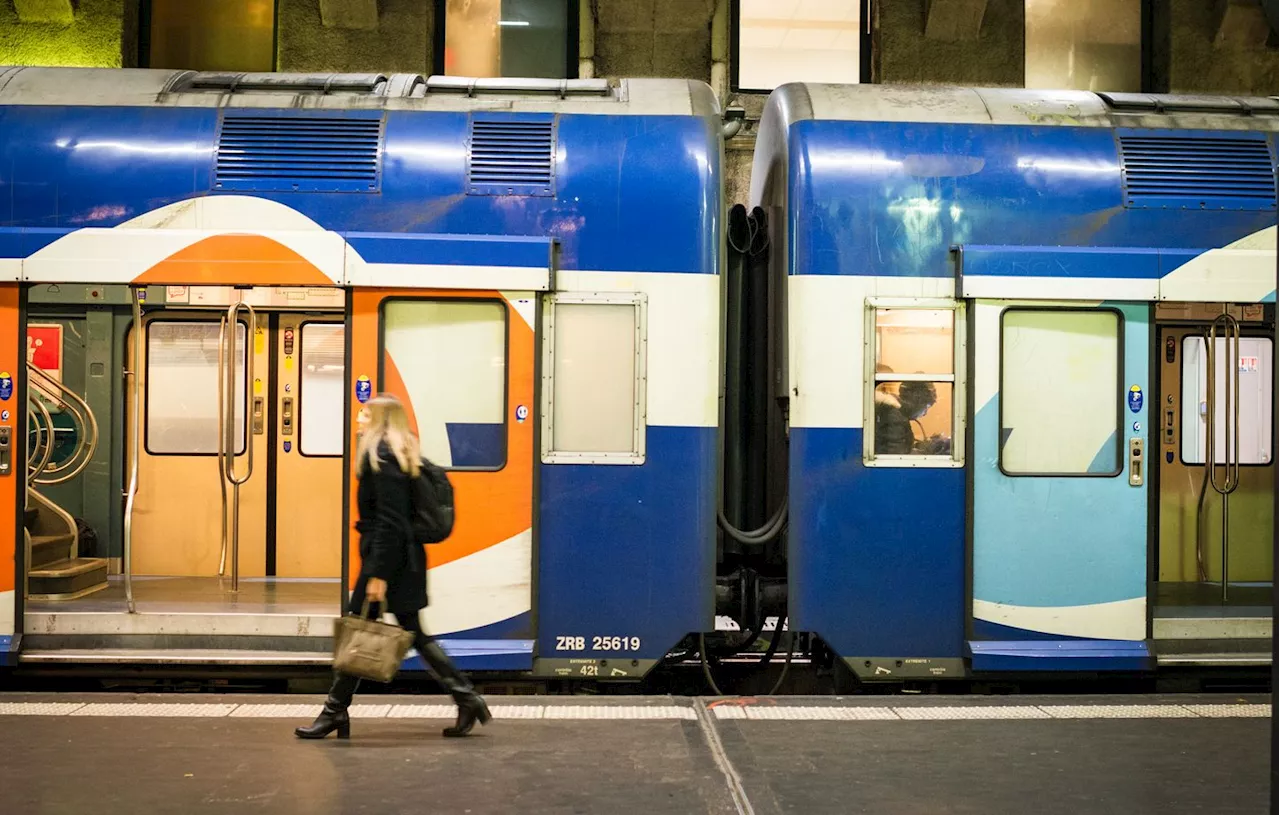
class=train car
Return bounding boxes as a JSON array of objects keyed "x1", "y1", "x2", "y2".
[
  {"x1": 751, "y1": 84, "x2": 1277, "y2": 680},
  {"x1": 0, "y1": 66, "x2": 723, "y2": 678}
]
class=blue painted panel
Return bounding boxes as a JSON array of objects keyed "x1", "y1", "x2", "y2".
[
  {"x1": 0, "y1": 228, "x2": 73, "y2": 259},
  {"x1": 0, "y1": 635, "x2": 14, "y2": 667},
  {"x1": 962, "y1": 245, "x2": 1163, "y2": 280},
  {"x1": 444, "y1": 422, "x2": 505, "y2": 469},
  {"x1": 789, "y1": 120, "x2": 1275, "y2": 278},
  {"x1": 969, "y1": 640, "x2": 1150, "y2": 672},
  {"x1": 399, "y1": 612, "x2": 534, "y2": 672},
  {"x1": 0, "y1": 107, "x2": 720, "y2": 276},
  {"x1": 536, "y1": 426, "x2": 716, "y2": 663},
  {"x1": 788, "y1": 427, "x2": 965, "y2": 659},
  {"x1": 345, "y1": 232, "x2": 552, "y2": 268}
]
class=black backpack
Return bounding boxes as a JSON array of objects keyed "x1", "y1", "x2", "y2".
[{"x1": 410, "y1": 458, "x2": 454, "y2": 544}]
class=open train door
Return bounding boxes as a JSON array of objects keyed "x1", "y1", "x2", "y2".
[
  {"x1": 346, "y1": 237, "x2": 548, "y2": 673},
  {"x1": 967, "y1": 299, "x2": 1151, "y2": 671}
]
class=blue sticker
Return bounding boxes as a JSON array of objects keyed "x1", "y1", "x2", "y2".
[
  {"x1": 355, "y1": 375, "x2": 372, "y2": 404},
  {"x1": 515, "y1": 404, "x2": 529, "y2": 423},
  {"x1": 0, "y1": 372, "x2": 12, "y2": 402},
  {"x1": 283, "y1": 441, "x2": 292, "y2": 453},
  {"x1": 1127, "y1": 385, "x2": 1143, "y2": 413}
]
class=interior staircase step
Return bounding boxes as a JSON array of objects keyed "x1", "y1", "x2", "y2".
[
  {"x1": 29, "y1": 533, "x2": 75, "y2": 568},
  {"x1": 24, "y1": 506, "x2": 38, "y2": 529},
  {"x1": 28, "y1": 557, "x2": 109, "y2": 600}
]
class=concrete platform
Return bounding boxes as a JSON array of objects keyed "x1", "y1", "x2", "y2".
[{"x1": 0, "y1": 693, "x2": 1270, "y2": 814}]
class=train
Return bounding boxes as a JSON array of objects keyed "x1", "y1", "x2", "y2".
[{"x1": 0, "y1": 66, "x2": 1273, "y2": 688}]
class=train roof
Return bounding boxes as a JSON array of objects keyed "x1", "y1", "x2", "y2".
[
  {"x1": 0, "y1": 66, "x2": 720, "y2": 117},
  {"x1": 751, "y1": 83, "x2": 1278, "y2": 207}
]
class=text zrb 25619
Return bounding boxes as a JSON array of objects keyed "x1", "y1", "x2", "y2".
[{"x1": 555, "y1": 636, "x2": 642, "y2": 652}]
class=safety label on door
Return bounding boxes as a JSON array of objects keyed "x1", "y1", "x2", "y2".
[
  {"x1": 1127, "y1": 385, "x2": 1143, "y2": 413},
  {"x1": 355, "y1": 375, "x2": 372, "y2": 404}
]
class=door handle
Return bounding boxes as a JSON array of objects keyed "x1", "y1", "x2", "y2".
[{"x1": 1128, "y1": 437, "x2": 1144, "y2": 487}]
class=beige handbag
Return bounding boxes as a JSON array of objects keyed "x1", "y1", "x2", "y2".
[{"x1": 332, "y1": 601, "x2": 415, "y2": 683}]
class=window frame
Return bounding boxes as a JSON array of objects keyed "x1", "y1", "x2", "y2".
[
  {"x1": 433, "y1": 0, "x2": 581, "y2": 79},
  {"x1": 1177, "y1": 332, "x2": 1275, "y2": 469},
  {"x1": 540, "y1": 291, "x2": 648, "y2": 466},
  {"x1": 377, "y1": 296, "x2": 511, "y2": 473},
  {"x1": 997, "y1": 306, "x2": 1125, "y2": 479},
  {"x1": 296, "y1": 320, "x2": 345, "y2": 459},
  {"x1": 862, "y1": 298, "x2": 966, "y2": 468},
  {"x1": 143, "y1": 317, "x2": 249, "y2": 458},
  {"x1": 729, "y1": 0, "x2": 871, "y2": 94}
]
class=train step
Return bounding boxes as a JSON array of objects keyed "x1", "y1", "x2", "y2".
[
  {"x1": 1153, "y1": 638, "x2": 1273, "y2": 667},
  {"x1": 27, "y1": 557, "x2": 109, "y2": 600},
  {"x1": 28, "y1": 533, "x2": 75, "y2": 568}
]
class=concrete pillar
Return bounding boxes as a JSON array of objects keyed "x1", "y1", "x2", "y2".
[
  {"x1": 924, "y1": 0, "x2": 988, "y2": 41},
  {"x1": 319, "y1": 0, "x2": 379, "y2": 31},
  {"x1": 13, "y1": 0, "x2": 74, "y2": 25}
]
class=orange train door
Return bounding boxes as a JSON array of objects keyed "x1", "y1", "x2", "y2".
[
  {"x1": 274, "y1": 315, "x2": 345, "y2": 578},
  {"x1": 128, "y1": 312, "x2": 270, "y2": 577},
  {"x1": 349, "y1": 289, "x2": 534, "y2": 643}
]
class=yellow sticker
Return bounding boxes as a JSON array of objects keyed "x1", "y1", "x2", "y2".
[
  {"x1": 254, "y1": 331, "x2": 265, "y2": 354},
  {"x1": 284, "y1": 356, "x2": 294, "y2": 370},
  {"x1": 254, "y1": 378, "x2": 263, "y2": 395}
]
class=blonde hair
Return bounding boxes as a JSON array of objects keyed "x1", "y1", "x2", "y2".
[{"x1": 356, "y1": 394, "x2": 422, "y2": 478}]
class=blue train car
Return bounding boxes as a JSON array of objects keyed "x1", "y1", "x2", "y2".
[
  {"x1": 752, "y1": 84, "x2": 1277, "y2": 679},
  {"x1": 0, "y1": 67, "x2": 722, "y2": 677}
]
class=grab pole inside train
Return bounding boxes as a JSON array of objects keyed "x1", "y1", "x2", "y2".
[
  {"x1": 1205, "y1": 310, "x2": 1242, "y2": 603},
  {"x1": 219, "y1": 300, "x2": 257, "y2": 594},
  {"x1": 123, "y1": 286, "x2": 143, "y2": 614}
]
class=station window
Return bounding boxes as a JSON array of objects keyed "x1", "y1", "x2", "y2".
[
  {"x1": 146, "y1": 321, "x2": 246, "y2": 456},
  {"x1": 299, "y1": 323, "x2": 345, "y2": 458},
  {"x1": 865, "y1": 303, "x2": 963, "y2": 466},
  {"x1": 441, "y1": 0, "x2": 574, "y2": 79},
  {"x1": 542, "y1": 294, "x2": 647, "y2": 464},
  {"x1": 733, "y1": 0, "x2": 863, "y2": 92},
  {"x1": 1000, "y1": 309, "x2": 1121, "y2": 476},
  {"x1": 143, "y1": 0, "x2": 276, "y2": 72},
  {"x1": 381, "y1": 300, "x2": 508, "y2": 470},
  {"x1": 1180, "y1": 336, "x2": 1274, "y2": 466},
  {"x1": 1025, "y1": 0, "x2": 1140, "y2": 92}
]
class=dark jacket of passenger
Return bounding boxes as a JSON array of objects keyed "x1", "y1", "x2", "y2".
[{"x1": 350, "y1": 442, "x2": 427, "y2": 613}]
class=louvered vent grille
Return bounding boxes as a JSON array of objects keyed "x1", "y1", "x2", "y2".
[
  {"x1": 467, "y1": 120, "x2": 555, "y2": 196},
  {"x1": 215, "y1": 115, "x2": 383, "y2": 193},
  {"x1": 1118, "y1": 133, "x2": 1276, "y2": 210}
]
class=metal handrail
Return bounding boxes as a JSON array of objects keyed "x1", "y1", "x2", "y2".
[
  {"x1": 1203, "y1": 312, "x2": 1241, "y2": 602},
  {"x1": 218, "y1": 301, "x2": 257, "y2": 593},
  {"x1": 27, "y1": 363, "x2": 99, "y2": 485},
  {"x1": 27, "y1": 397, "x2": 54, "y2": 478},
  {"x1": 122, "y1": 288, "x2": 143, "y2": 614}
]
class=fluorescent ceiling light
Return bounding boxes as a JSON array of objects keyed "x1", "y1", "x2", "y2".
[{"x1": 499, "y1": 20, "x2": 529, "y2": 26}]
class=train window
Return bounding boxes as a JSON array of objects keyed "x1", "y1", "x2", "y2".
[
  {"x1": 734, "y1": 0, "x2": 863, "y2": 92},
  {"x1": 1025, "y1": 0, "x2": 1141, "y2": 92},
  {"x1": 1180, "y1": 336, "x2": 1273, "y2": 466},
  {"x1": 1000, "y1": 309, "x2": 1121, "y2": 476},
  {"x1": 542, "y1": 294, "x2": 647, "y2": 464},
  {"x1": 381, "y1": 300, "x2": 507, "y2": 471},
  {"x1": 866, "y1": 305, "x2": 963, "y2": 465},
  {"x1": 299, "y1": 324, "x2": 345, "y2": 457},
  {"x1": 443, "y1": 0, "x2": 572, "y2": 79},
  {"x1": 146, "y1": 321, "x2": 246, "y2": 456}
]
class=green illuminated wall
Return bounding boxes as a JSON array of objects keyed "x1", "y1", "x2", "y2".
[{"x1": 0, "y1": 0, "x2": 125, "y2": 67}]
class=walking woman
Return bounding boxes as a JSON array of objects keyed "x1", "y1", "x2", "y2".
[{"x1": 296, "y1": 394, "x2": 490, "y2": 740}]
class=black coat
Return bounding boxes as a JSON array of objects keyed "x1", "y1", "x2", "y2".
[{"x1": 350, "y1": 444, "x2": 428, "y2": 614}]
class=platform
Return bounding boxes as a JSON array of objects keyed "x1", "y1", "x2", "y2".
[{"x1": 0, "y1": 693, "x2": 1269, "y2": 814}]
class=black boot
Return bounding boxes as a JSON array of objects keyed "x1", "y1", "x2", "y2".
[
  {"x1": 295, "y1": 673, "x2": 359, "y2": 740},
  {"x1": 419, "y1": 640, "x2": 490, "y2": 737}
]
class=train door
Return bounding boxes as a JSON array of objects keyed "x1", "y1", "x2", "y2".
[
  {"x1": 1152, "y1": 303, "x2": 1274, "y2": 665},
  {"x1": 126, "y1": 292, "x2": 346, "y2": 591},
  {"x1": 969, "y1": 301, "x2": 1151, "y2": 669},
  {"x1": 349, "y1": 289, "x2": 534, "y2": 665}
]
